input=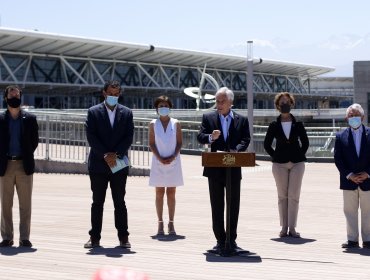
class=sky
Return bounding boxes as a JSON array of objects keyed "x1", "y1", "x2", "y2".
[{"x1": 1, "y1": 0, "x2": 369, "y2": 76}]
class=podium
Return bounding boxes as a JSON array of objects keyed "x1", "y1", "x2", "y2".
[{"x1": 202, "y1": 152, "x2": 255, "y2": 256}]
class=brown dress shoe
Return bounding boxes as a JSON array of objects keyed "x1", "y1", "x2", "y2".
[
  {"x1": 119, "y1": 236, "x2": 131, "y2": 249},
  {"x1": 84, "y1": 237, "x2": 100, "y2": 248}
]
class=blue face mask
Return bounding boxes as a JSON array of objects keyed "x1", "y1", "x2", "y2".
[
  {"x1": 106, "y1": 95, "x2": 119, "y2": 107},
  {"x1": 348, "y1": 116, "x2": 362, "y2": 129},
  {"x1": 158, "y1": 107, "x2": 170, "y2": 116}
]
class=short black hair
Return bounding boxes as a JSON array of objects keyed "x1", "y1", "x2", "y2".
[
  {"x1": 154, "y1": 95, "x2": 173, "y2": 109},
  {"x1": 3, "y1": 85, "x2": 22, "y2": 101},
  {"x1": 103, "y1": 80, "x2": 121, "y2": 92}
]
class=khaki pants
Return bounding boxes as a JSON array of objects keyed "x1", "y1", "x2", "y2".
[
  {"x1": 272, "y1": 161, "x2": 305, "y2": 228},
  {"x1": 0, "y1": 160, "x2": 33, "y2": 241},
  {"x1": 343, "y1": 189, "x2": 370, "y2": 242}
]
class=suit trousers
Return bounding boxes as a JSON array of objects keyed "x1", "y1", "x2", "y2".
[
  {"x1": 89, "y1": 169, "x2": 129, "y2": 240},
  {"x1": 208, "y1": 176, "x2": 241, "y2": 244},
  {"x1": 343, "y1": 188, "x2": 370, "y2": 242},
  {"x1": 0, "y1": 160, "x2": 33, "y2": 241},
  {"x1": 272, "y1": 161, "x2": 305, "y2": 228}
]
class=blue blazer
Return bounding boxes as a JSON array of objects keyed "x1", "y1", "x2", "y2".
[
  {"x1": 334, "y1": 125, "x2": 370, "y2": 191},
  {"x1": 85, "y1": 102, "x2": 134, "y2": 174},
  {"x1": 197, "y1": 110, "x2": 250, "y2": 180}
]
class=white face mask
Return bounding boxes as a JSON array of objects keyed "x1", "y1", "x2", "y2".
[
  {"x1": 106, "y1": 95, "x2": 118, "y2": 107},
  {"x1": 158, "y1": 107, "x2": 170, "y2": 116},
  {"x1": 348, "y1": 116, "x2": 362, "y2": 129}
]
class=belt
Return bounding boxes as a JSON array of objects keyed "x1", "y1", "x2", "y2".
[{"x1": 7, "y1": 156, "x2": 23, "y2": 161}]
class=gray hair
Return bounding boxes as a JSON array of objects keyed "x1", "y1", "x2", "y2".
[
  {"x1": 215, "y1": 87, "x2": 234, "y2": 102},
  {"x1": 346, "y1": 103, "x2": 364, "y2": 117}
]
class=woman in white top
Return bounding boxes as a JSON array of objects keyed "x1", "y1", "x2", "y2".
[
  {"x1": 149, "y1": 96, "x2": 183, "y2": 235},
  {"x1": 264, "y1": 92, "x2": 309, "y2": 238}
]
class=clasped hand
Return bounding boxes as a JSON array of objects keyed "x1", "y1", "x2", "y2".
[
  {"x1": 349, "y1": 172, "x2": 369, "y2": 184},
  {"x1": 159, "y1": 155, "x2": 176, "y2": 165}
]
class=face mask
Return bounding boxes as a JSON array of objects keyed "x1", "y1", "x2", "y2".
[
  {"x1": 348, "y1": 116, "x2": 362, "y2": 129},
  {"x1": 6, "y1": 97, "x2": 21, "y2": 108},
  {"x1": 280, "y1": 103, "x2": 291, "y2": 114},
  {"x1": 106, "y1": 95, "x2": 118, "y2": 107},
  {"x1": 158, "y1": 107, "x2": 170, "y2": 116}
]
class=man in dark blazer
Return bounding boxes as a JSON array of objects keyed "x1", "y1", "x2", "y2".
[
  {"x1": 0, "y1": 85, "x2": 39, "y2": 248},
  {"x1": 197, "y1": 87, "x2": 250, "y2": 253},
  {"x1": 334, "y1": 103, "x2": 370, "y2": 249},
  {"x1": 84, "y1": 80, "x2": 134, "y2": 249}
]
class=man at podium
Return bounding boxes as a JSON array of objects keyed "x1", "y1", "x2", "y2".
[{"x1": 197, "y1": 87, "x2": 251, "y2": 253}]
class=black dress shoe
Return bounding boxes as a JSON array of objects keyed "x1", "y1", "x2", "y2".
[
  {"x1": 212, "y1": 242, "x2": 224, "y2": 252},
  {"x1": 230, "y1": 242, "x2": 241, "y2": 250},
  {"x1": 19, "y1": 240, "x2": 32, "y2": 247},
  {"x1": 288, "y1": 231, "x2": 301, "y2": 238},
  {"x1": 119, "y1": 236, "x2": 131, "y2": 249},
  {"x1": 342, "y1": 240, "x2": 359, "y2": 248},
  {"x1": 0, "y1": 240, "x2": 14, "y2": 247},
  {"x1": 363, "y1": 241, "x2": 370, "y2": 249},
  {"x1": 84, "y1": 237, "x2": 100, "y2": 248}
]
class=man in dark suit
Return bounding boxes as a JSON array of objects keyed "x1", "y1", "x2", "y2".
[
  {"x1": 197, "y1": 87, "x2": 250, "y2": 253},
  {"x1": 334, "y1": 103, "x2": 370, "y2": 249},
  {"x1": 0, "y1": 85, "x2": 39, "y2": 248},
  {"x1": 84, "y1": 80, "x2": 134, "y2": 249}
]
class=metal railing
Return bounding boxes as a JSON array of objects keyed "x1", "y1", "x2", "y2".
[{"x1": 31, "y1": 110, "x2": 342, "y2": 167}]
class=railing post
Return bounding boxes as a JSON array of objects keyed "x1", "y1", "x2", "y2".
[{"x1": 45, "y1": 115, "x2": 50, "y2": 160}]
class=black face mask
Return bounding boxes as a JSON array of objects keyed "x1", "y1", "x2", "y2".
[
  {"x1": 280, "y1": 103, "x2": 291, "y2": 114},
  {"x1": 6, "y1": 97, "x2": 21, "y2": 108}
]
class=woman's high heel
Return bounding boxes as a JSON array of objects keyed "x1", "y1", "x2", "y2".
[
  {"x1": 157, "y1": 221, "x2": 164, "y2": 235},
  {"x1": 168, "y1": 221, "x2": 176, "y2": 235}
]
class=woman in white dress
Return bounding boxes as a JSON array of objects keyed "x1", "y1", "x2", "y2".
[{"x1": 149, "y1": 96, "x2": 183, "y2": 235}]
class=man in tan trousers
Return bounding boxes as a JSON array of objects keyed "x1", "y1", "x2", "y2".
[
  {"x1": 0, "y1": 85, "x2": 39, "y2": 247},
  {"x1": 334, "y1": 103, "x2": 370, "y2": 249}
]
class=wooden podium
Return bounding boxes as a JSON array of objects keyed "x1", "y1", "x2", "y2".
[
  {"x1": 202, "y1": 152, "x2": 255, "y2": 256},
  {"x1": 201, "y1": 152, "x2": 255, "y2": 168}
]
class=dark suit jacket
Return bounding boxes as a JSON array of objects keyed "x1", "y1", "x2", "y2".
[
  {"x1": 197, "y1": 110, "x2": 250, "y2": 180},
  {"x1": 264, "y1": 114, "x2": 309, "y2": 163},
  {"x1": 334, "y1": 125, "x2": 370, "y2": 191},
  {"x1": 85, "y1": 103, "x2": 134, "y2": 174},
  {"x1": 0, "y1": 110, "x2": 39, "y2": 176}
]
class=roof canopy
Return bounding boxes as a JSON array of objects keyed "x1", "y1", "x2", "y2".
[{"x1": 0, "y1": 27, "x2": 334, "y2": 77}]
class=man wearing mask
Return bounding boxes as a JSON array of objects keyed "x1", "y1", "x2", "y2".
[
  {"x1": 334, "y1": 103, "x2": 370, "y2": 249},
  {"x1": 84, "y1": 80, "x2": 134, "y2": 249},
  {"x1": 0, "y1": 85, "x2": 39, "y2": 247}
]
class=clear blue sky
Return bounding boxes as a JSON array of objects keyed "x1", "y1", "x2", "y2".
[{"x1": 1, "y1": 0, "x2": 369, "y2": 76}]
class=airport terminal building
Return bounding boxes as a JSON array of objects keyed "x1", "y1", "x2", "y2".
[{"x1": 0, "y1": 27, "x2": 353, "y2": 110}]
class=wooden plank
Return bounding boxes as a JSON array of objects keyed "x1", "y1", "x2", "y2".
[{"x1": 1, "y1": 154, "x2": 369, "y2": 280}]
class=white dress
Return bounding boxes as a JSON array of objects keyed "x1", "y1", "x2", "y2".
[{"x1": 149, "y1": 118, "x2": 184, "y2": 187}]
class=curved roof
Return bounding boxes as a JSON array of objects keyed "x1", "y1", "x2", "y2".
[{"x1": 0, "y1": 27, "x2": 334, "y2": 77}]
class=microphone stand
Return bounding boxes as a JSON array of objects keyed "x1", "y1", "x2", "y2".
[{"x1": 223, "y1": 117, "x2": 234, "y2": 256}]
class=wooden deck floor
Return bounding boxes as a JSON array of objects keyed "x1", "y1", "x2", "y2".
[{"x1": 1, "y1": 154, "x2": 369, "y2": 280}]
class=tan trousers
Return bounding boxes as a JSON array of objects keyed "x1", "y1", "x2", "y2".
[
  {"x1": 343, "y1": 189, "x2": 370, "y2": 242},
  {"x1": 0, "y1": 160, "x2": 33, "y2": 241},
  {"x1": 272, "y1": 161, "x2": 305, "y2": 228}
]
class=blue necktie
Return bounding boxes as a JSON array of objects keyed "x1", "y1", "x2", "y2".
[{"x1": 223, "y1": 117, "x2": 229, "y2": 141}]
